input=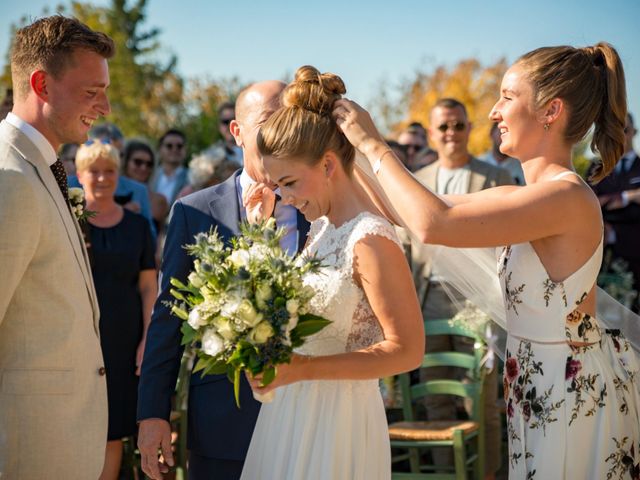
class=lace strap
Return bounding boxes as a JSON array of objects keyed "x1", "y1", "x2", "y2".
[
  {"x1": 343, "y1": 213, "x2": 403, "y2": 277},
  {"x1": 306, "y1": 218, "x2": 326, "y2": 245}
]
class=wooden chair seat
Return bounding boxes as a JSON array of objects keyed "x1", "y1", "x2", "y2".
[{"x1": 389, "y1": 420, "x2": 479, "y2": 441}]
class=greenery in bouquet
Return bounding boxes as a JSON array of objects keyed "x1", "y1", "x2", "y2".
[
  {"x1": 167, "y1": 218, "x2": 331, "y2": 406},
  {"x1": 597, "y1": 249, "x2": 638, "y2": 310}
]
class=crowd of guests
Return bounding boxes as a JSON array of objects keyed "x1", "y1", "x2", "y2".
[{"x1": 3, "y1": 66, "x2": 639, "y2": 479}]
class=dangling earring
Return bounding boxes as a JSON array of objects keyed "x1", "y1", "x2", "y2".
[{"x1": 543, "y1": 123, "x2": 550, "y2": 131}]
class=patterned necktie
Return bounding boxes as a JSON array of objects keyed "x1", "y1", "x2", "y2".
[{"x1": 50, "y1": 159, "x2": 69, "y2": 203}]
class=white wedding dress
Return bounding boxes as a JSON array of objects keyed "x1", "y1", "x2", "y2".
[{"x1": 240, "y1": 212, "x2": 398, "y2": 480}]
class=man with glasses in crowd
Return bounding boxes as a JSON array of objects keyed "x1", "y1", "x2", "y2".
[
  {"x1": 408, "y1": 98, "x2": 513, "y2": 479},
  {"x1": 207, "y1": 101, "x2": 244, "y2": 167},
  {"x1": 152, "y1": 128, "x2": 190, "y2": 206},
  {"x1": 398, "y1": 121, "x2": 437, "y2": 171}
]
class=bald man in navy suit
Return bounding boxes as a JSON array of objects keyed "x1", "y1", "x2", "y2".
[{"x1": 137, "y1": 81, "x2": 310, "y2": 480}]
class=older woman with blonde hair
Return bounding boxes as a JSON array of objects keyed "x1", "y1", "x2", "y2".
[{"x1": 76, "y1": 140, "x2": 157, "y2": 480}]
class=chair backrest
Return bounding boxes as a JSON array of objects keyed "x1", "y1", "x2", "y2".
[{"x1": 398, "y1": 318, "x2": 486, "y2": 423}]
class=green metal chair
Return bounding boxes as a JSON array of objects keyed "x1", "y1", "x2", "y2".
[{"x1": 389, "y1": 318, "x2": 486, "y2": 480}]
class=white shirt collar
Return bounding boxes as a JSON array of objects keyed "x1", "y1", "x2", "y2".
[
  {"x1": 239, "y1": 168, "x2": 256, "y2": 194},
  {"x1": 239, "y1": 168, "x2": 282, "y2": 196},
  {"x1": 5, "y1": 112, "x2": 57, "y2": 167}
]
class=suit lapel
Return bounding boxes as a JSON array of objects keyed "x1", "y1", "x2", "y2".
[
  {"x1": 4, "y1": 123, "x2": 100, "y2": 332},
  {"x1": 416, "y1": 161, "x2": 438, "y2": 189},
  {"x1": 208, "y1": 171, "x2": 242, "y2": 240},
  {"x1": 468, "y1": 158, "x2": 488, "y2": 193}
]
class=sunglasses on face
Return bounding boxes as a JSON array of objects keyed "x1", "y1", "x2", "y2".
[
  {"x1": 436, "y1": 121, "x2": 467, "y2": 133},
  {"x1": 132, "y1": 158, "x2": 154, "y2": 168},
  {"x1": 85, "y1": 138, "x2": 111, "y2": 146},
  {"x1": 404, "y1": 144, "x2": 423, "y2": 151},
  {"x1": 163, "y1": 142, "x2": 184, "y2": 150},
  {"x1": 220, "y1": 118, "x2": 234, "y2": 125}
]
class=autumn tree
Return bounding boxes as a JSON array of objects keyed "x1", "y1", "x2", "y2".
[
  {"x1": 383, "y1": 58, "x2": 508, "y2": 156},
  {"x1": 71, "y1": 0, "x2": 184, "y2": 139},
  {"x1": 182, "y1": 75, "x2": 244, "y2": 155}
]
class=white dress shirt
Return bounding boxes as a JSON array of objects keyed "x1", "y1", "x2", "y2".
[{"x1": 4, "y1": 112, "x2": 57, "y2": 167}]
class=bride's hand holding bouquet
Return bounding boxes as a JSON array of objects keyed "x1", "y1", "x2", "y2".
[{"x1": 166, "y1": 217, "x2": 330, "y2": 406}]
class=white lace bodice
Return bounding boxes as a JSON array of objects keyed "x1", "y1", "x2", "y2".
[{"x1": 296, "y1": 212, "x2": 402, "y2": 356}]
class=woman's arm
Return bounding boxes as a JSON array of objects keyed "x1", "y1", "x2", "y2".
[
  {"x1": 248, "y1": 235, "x2": 424, "y2": 394},
  {"x1": 136, "y1": 268, "x2": 158, "y2": 375},
  {"x1": 443, "y1": 184, "x2": 521, "y2": 206},
  {"x1": 333, "y1": 99, "x2": 596, "y2": 248}
]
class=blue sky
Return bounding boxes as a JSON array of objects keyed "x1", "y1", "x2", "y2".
[{"x1": 1, "y1": 0, "x2": 639, "y2": 130}]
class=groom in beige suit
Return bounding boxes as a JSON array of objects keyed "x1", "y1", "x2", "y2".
[{"x1": 0, "y1": 17, "x2": 114, "y2": 479}]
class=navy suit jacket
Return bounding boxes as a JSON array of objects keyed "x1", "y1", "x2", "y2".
[
  {"x1": 592, "y1": 152, "x2": 640, "y2": 261},
  {"x1": 137, "y1": 170, "x2": 310, "y2": 459}
]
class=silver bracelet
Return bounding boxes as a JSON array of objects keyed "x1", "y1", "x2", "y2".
[{"x1": 373, "y1": 149, "x2": 393, "y2": 175}]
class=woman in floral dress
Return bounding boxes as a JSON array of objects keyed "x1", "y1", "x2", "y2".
[{"x1": 336, "y1": 42, "x2": 640, "y2": 479}]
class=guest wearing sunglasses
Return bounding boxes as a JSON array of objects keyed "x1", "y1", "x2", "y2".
[
  {"x1": 123, "y1": 139, "x2": 169, "y2": 233},
  {"x1": 151, "y1": 128, "x2": 190, "y2": 206},
  {"x1": 398, "y1": 121, "x2": 437, "y2": 171},
  {"x1": 408, "y1": 98, "x2": 513, "y2": 479},
  {"x1": 203, "y1": 101, "x2": 244, "y2": 167}
]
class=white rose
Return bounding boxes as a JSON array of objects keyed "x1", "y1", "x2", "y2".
[
  {"x1": 68, "y1": 187, "x2": 84, "y2": 201},
  {"x1": 255, "y1": 284, "x2": 273, "y2": 310},
  {"x1": 248, "y1": 321, "x2": 274, "y2": 345},
  {"x1": 188, "y1": 271, "x2": 204, "y2": 289},
  {"x1": 286, "y1": 299, "x2": 299, "y2": 315},
  {"x1": 201, "y1": 328, "x2": 225, "y2": 356},
  {"x1": 221, "y1": 295, "x2": 243, "y2": 318},
  {"x1": 213, "y1": 316, "x2": 237, "y2": 341},
  {"x1": 236, "y1": 299, "x2": 263, "y2": 328},
  {"x1": 188, "y1": 307, "x2": 207, "y2": 330},
  {"x1": 228, "y1": 249, "x2": 250, "y2": 268}
]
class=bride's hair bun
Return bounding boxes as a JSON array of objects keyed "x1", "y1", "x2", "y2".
[
  {"x1": 283, "y1": 65, "x2": 346, "y2": 115},
  {"x1": 258, "y1": 64, "x2": 354, "y2": 170}
]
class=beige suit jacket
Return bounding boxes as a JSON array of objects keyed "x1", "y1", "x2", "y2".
[
  {"x1": 406, "y1": 157, "x2": 515, "y2": 310},
  {"x1": 0, "y1": 121, "x2": 107, "y2": 479}
]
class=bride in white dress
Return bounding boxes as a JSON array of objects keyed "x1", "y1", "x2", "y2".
[{"x1": 239, "y1": 66, "x2": 424, "y2": 480}]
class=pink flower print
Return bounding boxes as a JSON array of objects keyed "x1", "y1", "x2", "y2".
[
  {"x1": 506, "y1": 357, "x2": 519, "y2": 382},
  {"x1": 565, "y1": 358, "x2": 582, "y2": 381}
]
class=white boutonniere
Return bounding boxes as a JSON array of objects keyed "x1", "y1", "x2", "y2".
[{"x1": 68, "y1": 187, "x2": 96, "y2": 222}]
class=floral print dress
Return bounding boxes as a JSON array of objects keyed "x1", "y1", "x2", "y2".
[{"x1": 499, "y1": 239, "x2": 640, "y2": 479}]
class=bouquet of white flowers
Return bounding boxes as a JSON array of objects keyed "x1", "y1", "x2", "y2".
[{"x1": 167, "y1": 218, "x2": 330, "y2": 406}]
